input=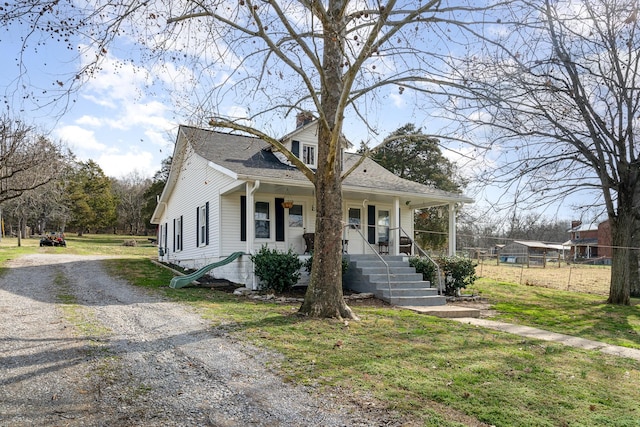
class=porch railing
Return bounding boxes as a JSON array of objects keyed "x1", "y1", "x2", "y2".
[
  {"x1": 345, "y1": 224, "x2": 392, "y2": 301},
  {"x1": 397, "y1": 227, "x2": 444, "y2": 295}
]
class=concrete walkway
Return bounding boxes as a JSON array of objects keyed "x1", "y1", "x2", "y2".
[
  {"x1": 404, "y1": 305, "x2": 640, "y2": 362},
  {"x1": 452, "y1": 317, "x2": 640, "y2": 362}
]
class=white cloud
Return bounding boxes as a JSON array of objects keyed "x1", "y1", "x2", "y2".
[
  {"x1": 97, "y1": 149, "x2": 156, "y2": 178},
  {"x1": 75, "y1": 115, "x2": 104, "y2": 127},
  {"x1": 80, "y1": 49, "x2": 152, "y2": 104},
  {"x1": 389, "y1": 92, "x2": 406, "y2": 108},
  {"x1": 119, "y1": 101, "x2": 172, "y2": 130},
  {"x1": 80, "y1": 94, "x2": 117, "y2": 109},
  {"x1": 54, "y1": 125, "x2": 106, "y2": 152},
  {"x1": 144, "y1": 128, "x2": 175, "y2": 149}
]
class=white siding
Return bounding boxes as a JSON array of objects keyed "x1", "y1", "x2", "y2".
[
  {"x1": 222, "y1": 192, "x2": 315, "y2": 255},
  {"x1": 157, "y1": 144, "x2": 422, "y2": 285},
  {"x1": 159, "y1": 145, "x2": 236, "y2": 270},
  {"x1": 220, "y1": 194, "x2": 245, "y2": 254},
  {"x1": 400, "y1": 207, "x2": 414, "y2": 239},
  {"x1": 284, "y1": 125, "x2": 318, "y2": 152}
]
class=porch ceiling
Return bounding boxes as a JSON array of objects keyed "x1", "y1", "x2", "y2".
[{"x1": 222, "y1": 179, "x2": 464, "y2": 208}]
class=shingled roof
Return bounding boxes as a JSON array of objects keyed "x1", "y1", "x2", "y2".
[{"x1": 178, "y1": 125, "x2": 473, "y2": 206}]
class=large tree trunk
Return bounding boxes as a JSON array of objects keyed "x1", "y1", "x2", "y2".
[
  {"x1": 632, "y1": 181, "x2": 640, "y2": 298},
  {"x1": 607, "y1": 207, "x2": 635, "y2": 305},
  {"x1": 299, "y1": 0, "x2": 357, "y2": 320},
  {"x1": 608, "y1": 166, "x2": 640, "y2": 302},
  {"x1": 299, "y1": 159, "x2": 356, "y2": 319},
  {"x1": 630, "y1": 249, "x2": 640, "y2": 298}
]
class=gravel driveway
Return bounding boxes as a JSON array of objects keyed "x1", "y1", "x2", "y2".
[{"x1": 0, "y1": 254, "x2": 401, "y2": 426}]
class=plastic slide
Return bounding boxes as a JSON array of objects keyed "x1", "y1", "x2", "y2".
[{"x1": 169, "y1": 251, "x2": 245, "y2": 289}]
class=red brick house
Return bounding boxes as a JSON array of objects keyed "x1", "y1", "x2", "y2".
[{"x1": 567, "y1": 220, "x2": 611, "y2": 262}]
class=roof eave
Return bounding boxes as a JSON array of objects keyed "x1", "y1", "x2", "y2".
[
  {"x1": 341, "y1": 183, "x2": 473, "y2": 207},
  {"x1": 150, "y1": 126, "x2": 190, "y2": 224}
]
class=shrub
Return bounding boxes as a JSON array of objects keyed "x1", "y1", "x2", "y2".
[
  {"x1": 251, "y1": 245, "x2": 303, "y2": 293},
  {"x1": 409, "y1": 256, "x2": 438, "y2": 286},
  {"x1": 410, "y1": 255, "x2": 477, "y2": 296},
  {"x1": 438, "y1": 256, "x2": 477, "y2": 296}
]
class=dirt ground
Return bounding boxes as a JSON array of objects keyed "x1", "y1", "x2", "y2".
[
  {"x1": 0, "y1": 253, "x2": 419, "y2": 427},
  {"x1": 477, "y1": 262, "x2": 611, "y2": 295}
]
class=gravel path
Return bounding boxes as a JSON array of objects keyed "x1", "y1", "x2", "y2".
[{"x1": 0, "y1": 254, "x2": 401, "y2": 426}]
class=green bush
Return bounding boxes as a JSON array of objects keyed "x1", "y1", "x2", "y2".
[
  {"x1": 410, "y1": 255, "x2": 477, "y2": 296},
  {"x1": 251, "y1": 245, "x2": 303, "y2": 293},
  {"x1": 438, "y1": 256, "x2": 477, "y2": 296},
  {"x1": 409, "y1": 256, "x2": 438, "y2": 286}
]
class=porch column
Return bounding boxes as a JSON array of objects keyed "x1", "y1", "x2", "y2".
[
  {"x1": 246, "y1": 181, "x2": 259, "y2": 254},
  {"x1": 393, "y1": 197, "x2": 400, "y2": 255},
  {"x1": 448, "y1": 202, "x2": 457, "y2": 256},
  {"x1": 247, "y1": 181, "x2": 260, "y2": 290}
]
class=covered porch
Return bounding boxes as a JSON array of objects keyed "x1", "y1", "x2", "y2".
[{"x1": 230, "y1": 179, "x2": 466, "y2": 258}]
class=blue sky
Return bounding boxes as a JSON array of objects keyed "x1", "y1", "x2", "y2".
[
  {"x1": 0, "y1": 2, "x2": 582, "y2": 228},
  {"x1": 0, "y1": 32, "x2": 434, "y2": 179},
  {"x1": 0, "y1": 3, "x2": 483, "y2": 183},
  {"x1": 1, "y1": 22, "x2": 179, "y2": 179}
]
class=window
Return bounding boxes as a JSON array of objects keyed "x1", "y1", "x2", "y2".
[
  {"x1": 255, "y1": 201, "x2": 270, "y2": 239},
  {"x1": 198, "y1": 204, "x2": 207, "y2": 245},
  {"x1": 348, "y1": 208, "x2": 361, "y2": 229},
  {"x1": 288, "y1": 204, "x2": 303, "y2": 228},
  {"x1": 175, "y1": 216, "x2": 183, "y2": 251},
  {"x1": 302, "y1": 144, "x2": 316, "y2": 166},
  {"x1": 378, "y1": 210, "x2": 390, "y2": 242}
]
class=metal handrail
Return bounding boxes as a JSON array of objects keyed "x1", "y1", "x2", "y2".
[
  {"x1": 345, "y1": 224, "x2": 392, "y2": 301},
  {"x1": 396, "y1": 226, "x2": 444, "y2": 295}
]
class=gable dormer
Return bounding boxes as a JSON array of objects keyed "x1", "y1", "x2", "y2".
[{"x1": 271, "y1": 112, "x2": 352, "y2": 169}]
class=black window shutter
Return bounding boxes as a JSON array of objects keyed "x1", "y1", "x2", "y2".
[
  {"x1": 173, "y1": 218, "x2": 176, "y2": 252},
  {"x1": 205, "y1": 201, "x2": 210, "y2": 245},
  {"x1": 196, "y1": 206, "x2": 200, "y2": 247},
  {"x1": 275, "y1": 198, "x2": 285, "y2": 242},
  {"x1": 368, "y1": 205, "x2": 376, "y2": 244},
  {"x1": 164, "y1": 223, "x2": 168, "y2": 251},
  {"x1": 292, "y1": 140, "x2": 300, "y2": 157},
  {"x1": 240, "y1": 196, "x2": 247, "y2": 242},
  {"x1": 180, "y1": 215, "x2": 183, "y2": 250}
]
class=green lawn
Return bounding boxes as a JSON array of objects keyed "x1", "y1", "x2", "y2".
[
  {"x1": 2, "y1": 236, "x2": 639, "y2": 426},
  {"x1": 105, "y1": 257, "x2": 640, "y2": 427},
  {"x1": 469, "y1": 278, "x2": 640, "y2": 350},
  {"x1": 0, "y1": 234, "x2": 158, "y2": 257}
]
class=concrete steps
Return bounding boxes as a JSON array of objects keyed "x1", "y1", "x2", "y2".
[{"x1": 343, "y1": 254, "x2": 446, "y2": 307}]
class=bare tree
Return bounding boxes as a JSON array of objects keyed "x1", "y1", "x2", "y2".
[
  {"x1": 2, "y1": 1, "x2": 493, "y2": 318},
  {"x1": 113, "y1": 172, "x2": 152, "y2": 235},
  {"x1": 436, "y1": 0, "x2": 640, "y2": 302},
  {"x1": 0, "y1": 116, "x2": 65, "y2": 204},
  {"x1": 3, "y1": 179, "x2": 69, "y2": 235}
]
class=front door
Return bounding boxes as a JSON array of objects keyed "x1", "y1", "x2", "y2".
[
  {"x1": 346, "y1": 206, "x2": 364, "y2": 253},
  {"x1": 287, "y1": 203, "x2": 305, "y2": 254},
  {"x1": 378, "y1": 209, "x2": 390, "y2": 245}
]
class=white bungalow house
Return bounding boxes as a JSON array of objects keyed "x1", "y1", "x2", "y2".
[{"x1": 151, "y1": 118, "x2": 473, "y2": 290}]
